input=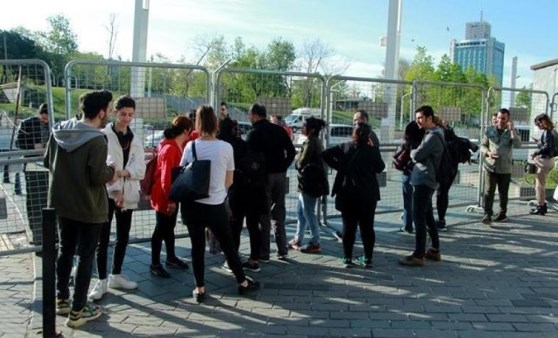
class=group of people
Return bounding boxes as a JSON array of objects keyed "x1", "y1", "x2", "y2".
[{"x1": 29, "y1": 87, "x2": 555, "y2": 329}]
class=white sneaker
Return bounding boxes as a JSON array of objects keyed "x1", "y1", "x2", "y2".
[
  {"x1": 88, "y1": 279, "x2": 107, "y2": 300},
  {"x1": 108, "y1": 274, "x2": 138, "y2": 290}
]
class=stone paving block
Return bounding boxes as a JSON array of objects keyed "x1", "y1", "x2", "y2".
[
  {"x1": 512, "y1": 322, "x2": 558, "y2": 332},
  {"x1": 371, "y1": 328, "x2": 416, "y2": 337},
  {"x1": 430, "y1": 321, "x2": 473, "y2": 330},
  {"x1": 471, "y1": 322, "x2": 515, "y2": 331},
  {"x1": 486, "y1": 313, "x2": 529, "y2": 322},
  {"x1": 448, "y1": 313, "x2": 488, "y2": 322},
  {"x1": 414, "y1": 329, "x2": 460, "y2": 338}
]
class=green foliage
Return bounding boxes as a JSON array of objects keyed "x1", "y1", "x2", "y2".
[{"x1": 525, "y1": 167, "x2": 558, "y2": 188}]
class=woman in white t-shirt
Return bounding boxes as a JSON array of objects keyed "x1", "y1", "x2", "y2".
[{"x1": 180, "y1": 105, "x2": 260, "y2": 303}]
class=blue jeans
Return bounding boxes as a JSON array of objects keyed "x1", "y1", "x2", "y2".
[
  {"x1": 401, "y1": 173, "x2": 413, "y2": 231},
  {"x1": 295, "y1": 192, "x2": 320, "y2": 245}
]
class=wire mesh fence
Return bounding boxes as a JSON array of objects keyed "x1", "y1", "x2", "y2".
[{"x1": 1, "y1": 58, "x2": 557, "y2": 255}]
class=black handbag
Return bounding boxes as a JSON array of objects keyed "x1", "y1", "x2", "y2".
[{"x1": 170, "y1": 141, "x2": 211, "y2": 202}]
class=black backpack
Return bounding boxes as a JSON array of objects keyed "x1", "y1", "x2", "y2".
[{"x1": 433, "y1": 133, "x2": 455, "y2": 186}]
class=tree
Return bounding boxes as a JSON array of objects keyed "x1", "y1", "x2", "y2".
[
  {"x1": 37, "y1": 14, "x2": 78, "y2": 55},
  {"x1": 515, "y1": 86, "x2": 532, "y2": 109},
  {"x1": 105, "y1": 13, "x2": 119, "y2": 60}
]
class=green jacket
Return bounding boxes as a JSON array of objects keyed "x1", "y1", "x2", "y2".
[
  {"x1": 44, "y1": 118, "x2": 115, "y2": 224},
  {"x1": 480, "y1": 126, "x2": 522, "y2": 174}
]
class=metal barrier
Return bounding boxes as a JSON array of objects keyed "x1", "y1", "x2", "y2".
[
  {"x1": 0, "y1": 59, "x2": 53, "y2": 256},
  {"x1": 63, "y1": 60, "x2": 211, "y2": 241},
  {"x1": 484, "y1": 87, "x2": 551, "y2": 205},
  {"x1": 214, "y1": 67, "x2": 327, "y2": 224}
]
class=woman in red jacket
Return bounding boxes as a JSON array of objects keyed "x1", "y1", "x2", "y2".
[{"x1": 150, "y1": 116, "x2": 193, "y2": 277}]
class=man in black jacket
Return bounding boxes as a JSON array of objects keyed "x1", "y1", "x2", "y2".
[
  {"x1": 15, "y1": 103, "x2": 50, "y2": 245},
  {"x1": 245, "y1": 103, "x2": 295, "y2": 269}
]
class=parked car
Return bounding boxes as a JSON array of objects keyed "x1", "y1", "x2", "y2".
[
  {"x1": 237, "y1": 121, "x2": 252, "y2": 140},
  {"x1": 144, "y1": 130, "x2": 164, "y2": 148},
  {"x1": 294, "y1": 123, "x2": 353, "y2": 147}
]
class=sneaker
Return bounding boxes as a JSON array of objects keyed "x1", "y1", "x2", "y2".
[
  {"x1": 192, "y1": 289, "x2": 206, "y2": 303},
  {"x1": 493, "y1": 212, "x2": 507, "y2": 222},
  {"x1": 355, "y1": 256, "x2": 373, "y2": 268},
  {"x1": 108, "y1": 274, "x2": 138, "y2": 290},
  {"x1": 425, "y1": 248, "x2": 442, "y2": 262},
  {"x1": 65, "y1": 302, "x2": 102, "y2": 328},
  {"x1": 166, "y1": 257, "x2": 189, "y2": 270},
  {"x1": 436, "y1": 220, "x2": 447, "y2": 231},
  {"x1": 341, "y1": 258, "x2": 353, "y2": 268},
  {"x1": 481, "y1": 214, "x2": 492, "y2": 225},
  {"x1": 150, "y1": 264, "x2": 170, "y2": 278},
  {"x1": 398, "y1": 255, "x2": 425, "y2": 266},
  {"x1": 241, "y1": 261, "x2": 261, "y2": 272},
  {"x1": 276, "y1": 253, "x2": 288, "y2": 261},
  {"x1": 88, "y1": 279, "x2": 107, "y2": 301},
  {"x1": 288, "y1": 238, "x2": 301, "y2": 250},
  {"x1": 300, "y1": 243, "x2": 321, "y2": 254},
  {"x1": 221, "y1": 261, "x2": 233, "y2": 273},
  {"x1": 56, "y1": 298, "x2": 71, "y2": 316},
  {"x1": 399, "y1": 226, "x2": 413, "y2": 234},
  {"x1": 238, "y1": 276, "x2": 260, "y2": 295},
  {"x1": 258, "y1": 257, "x2": 270, "y2": 263}
]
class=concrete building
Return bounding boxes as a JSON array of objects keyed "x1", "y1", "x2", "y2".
[
  {"x1": 530, "y1": 58, "x2": 558, "y2": 117},
  {"x1": 450, "y1": 21, "x2": 505, "y2": 86}
]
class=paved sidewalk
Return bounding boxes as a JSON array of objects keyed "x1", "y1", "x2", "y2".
[{"x1": 10, "y1": 201, "x2": 558, "y2": 337}]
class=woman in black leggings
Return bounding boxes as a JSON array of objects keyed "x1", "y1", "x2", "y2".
[{"x1": 180, "y1": 105, "x2": 260, "y2": 303}]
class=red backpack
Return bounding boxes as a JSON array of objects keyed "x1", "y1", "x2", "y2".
[{"x1": 140, "y1": 150, "x2": 158, "y2": 195}]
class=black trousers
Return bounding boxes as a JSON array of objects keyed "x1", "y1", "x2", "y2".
[
  {"x1": 95, "y1": 199, "x2": 133, "y2": 279},
  {"x1": 341, "y1": 201, "x2": 377, "y2": 261},
  {"x1": 151, "y1": 210, "x2": 178, "y2": 265},
  {"x1": 182, "y1": 201, "x2": 246, "y2": 287},
  {"x1": 413, "y1": 184, "x2": 439, "y2": 258}
]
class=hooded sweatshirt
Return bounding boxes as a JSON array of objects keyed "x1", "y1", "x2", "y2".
[{"x1": 44, "y1": 118, "x2": 115, "y2": 224}]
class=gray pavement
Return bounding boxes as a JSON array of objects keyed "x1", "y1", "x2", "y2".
[{"x1": 3, "y1": 200, "x2": 558, "y2": 337}]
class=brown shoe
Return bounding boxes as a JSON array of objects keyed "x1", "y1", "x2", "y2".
[
  {"x1": 300, "y1": 243, "x2": 321, "y2": 254},
  {"x1": 425, "y1": 248, "x2": 441, "y2": 262},
  {"x1": 399, "y1": 255, "x2": 425, "y2": 266}
]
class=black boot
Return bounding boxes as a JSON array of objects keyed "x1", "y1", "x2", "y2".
[
  {"x1": 542, "y1": 203, "x2": 548, "y2": 214},
  {"x1": 530, "y1": 205, "x2": 546, "y2": 215}
]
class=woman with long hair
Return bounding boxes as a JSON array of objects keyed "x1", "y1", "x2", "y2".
[
  {"x1": 322, "y1": 122, "x2": 385, "y2": 268},
  {"x1": 180, "y1": 105, "x2": 259, "y2": 303},
  {"x1": 149, "y1": 116, "x2": 193, "y2": 278},
  {"x1": 530, "y1": 113, "x2": 556, "y2": 215},
  {"x1": 289, "y1": 117, "x2": 327, "y2": 253},
  {"x1": 90, "y1": 96, "x2": 145, "y2": 300}
]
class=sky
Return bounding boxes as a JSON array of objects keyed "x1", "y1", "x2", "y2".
[{"x1": 1, "y1": 0, "x2": 557, "y2": 89}]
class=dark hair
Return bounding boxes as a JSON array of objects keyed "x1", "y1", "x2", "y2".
[
  {"x1": 115, "y1": 95, "x2": 136, "y2": 110},
  {"x1": 220, "y1": 101, "x2": 227, "y2": 108},
  {"x1": 196, "y1": 105, "x2": 218, "y2": 135},
  {"x1": 404, "y1": 121, "x2": 425, "y2": 145},
  {"x1": 38, "y1": 103, "x2": 48, "y2": 115},
  {"x1": 79, "y1": 90, "x2": 113, "y2": 119},
  {"x1": 249, "y1": 103, "x2": 267, "y2": 118},
  {"x1": 163, "y1": 116, "x2": 192, "y2": 139},
  {"x1": 356, "y1": 109, "x2": 369, "y2": 122},
  {"x1": 498, "y1": 108, "x2": 510, "y2": 116},
  {"x1": 535, "y1": 113, "x2": 554, "y2": 130},
  {"x1": 415, "y1": 105, "x2": 434, "y2": 117},
  {"x1": 218, "y1": 118, "x2": 237, "y2": 142},
  {"x1": 304, "y1": 117, "x2": 326, "y2": 136},
  {"x1": 352, "y1": 122, "x2": 372, "y2": 147}
]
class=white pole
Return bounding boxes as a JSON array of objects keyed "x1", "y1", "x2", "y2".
[{"x1": 131, "y1": 0, "x2": 149, "y2": 98}]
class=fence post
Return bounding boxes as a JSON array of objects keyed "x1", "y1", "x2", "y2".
[{"x1": 42, "y1": 208, "x2": 56, "y2": 338}]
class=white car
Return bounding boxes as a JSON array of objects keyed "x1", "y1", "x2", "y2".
[
  {"x1": 144, "y1": 130, "x2": 164, "y2": 148},
  {"x1": 294, "y1": 124, "x2": 353, "y2": 147}
]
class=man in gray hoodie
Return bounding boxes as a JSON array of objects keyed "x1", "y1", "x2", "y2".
[
  {"x1": 44, "y1": 90, "x2": 116, "y2": 328},
  {"x1": 399, "y1": 105, "x2": 444, "y2": 267}
]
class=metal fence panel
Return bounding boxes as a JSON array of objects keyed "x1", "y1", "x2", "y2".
[
  {"x1": 485, "y1": 87, "x2": 551, "y2": 203},
  {"x1": 0, "y1": 59, "x2": 53, "y2": 255},
  {"x1": 64, "y1": 60, "x2": 211, "y2": 242},
  {"x1": 215, "y1": 68, "x2": 326, "y2": 225}
]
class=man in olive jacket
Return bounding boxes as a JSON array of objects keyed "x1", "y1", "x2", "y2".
[{"x1": 44, "y1": 90, "x2": 116, "y2": 328}]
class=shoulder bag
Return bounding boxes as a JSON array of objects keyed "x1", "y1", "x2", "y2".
[{"x1": 169, "y1": 141, "x2": 211, "y2": 202}]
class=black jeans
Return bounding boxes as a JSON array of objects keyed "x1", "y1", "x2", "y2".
[
  {"x1": 341, "y1": 201, "x2": 377, "y2": 260},
  {"x1": 228, "y1": 189, "x2": 247, "y2": 252},
  {"x1": 483, "y1": 172, "x2": 511, "y2": 216},
  {"x1": 182, "y1": 201, "x2": 246, "y2": 287},
  {"x1": 95, "y1": 199, "x2": 133, "y2": 279},
  {"x1": 436, "y1": 170, "x2": 458, "y2": 221},
  {"x1": 151, "y1": 210, "x2": 178, "y2": 265},
  {"x1": 56, "y1": 217, "x2": 103, "y2": 311},
  {"x1": 412, "y1": 184, "x2": 439, "y2": 258}
]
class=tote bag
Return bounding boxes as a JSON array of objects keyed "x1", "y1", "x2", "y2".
[{"x1": 170, "y1": 141, "x2": 211, "y2": 202}]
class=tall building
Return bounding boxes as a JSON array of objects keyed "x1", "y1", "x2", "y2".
[{"x1": 450, "y1": 21, "x2": 505, "y2": 86}]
